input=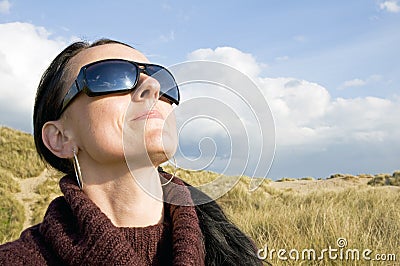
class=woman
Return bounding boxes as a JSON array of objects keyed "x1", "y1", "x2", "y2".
[{"x1": 0, "y1": 39, "x2": 261, "y2": 265}]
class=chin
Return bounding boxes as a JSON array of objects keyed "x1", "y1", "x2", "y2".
[
  {"x1": 151, "y1": 154, "x2": 168, "y2": 167},
  {"x1": 146, "y1": 141, "x2": 177, "y2": 166},
  {"x1": 146, "y1": 150, "x2": 170, "y2": 167}
]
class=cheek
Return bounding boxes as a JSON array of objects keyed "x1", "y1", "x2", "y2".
[
  {"x1": 162, "y1": 115, "x2": 178, "y2": 155},
  {"x1": 163, "y1": 111, "x2": 178, "y2": 145},
  {"x1": 76, "y1": 98, "x2": 128, "y2": 158},
  {"x1": 91, "y1": 96, "x2": 128, "y2": 124}
]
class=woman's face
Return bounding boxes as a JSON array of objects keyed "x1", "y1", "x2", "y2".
[{"x1": 61, "y1": 43, "x2": 177, "y2": 168}]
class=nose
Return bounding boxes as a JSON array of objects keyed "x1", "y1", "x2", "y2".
[{"x1": 131, "y1": 74, "x2": 160, "y2": 103}]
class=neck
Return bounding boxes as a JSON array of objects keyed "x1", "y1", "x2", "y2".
[{"x1": 80, "y1": 162, "x2": 164, "y2": 228}]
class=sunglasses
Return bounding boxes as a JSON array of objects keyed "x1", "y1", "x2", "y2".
[{"x1": 58, "y1": 59, "x2": 180, "y2": 117}]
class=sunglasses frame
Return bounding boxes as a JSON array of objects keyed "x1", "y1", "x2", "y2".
[{"x1": 57, "y1": 58, "x2": 179, "y2": 117}]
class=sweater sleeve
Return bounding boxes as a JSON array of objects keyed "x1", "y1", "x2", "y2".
[{"x1": 0, "y1": 224, "x2": 55, "y2": 265}]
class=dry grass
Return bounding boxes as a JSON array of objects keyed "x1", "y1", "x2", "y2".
[
  {"x1": 31, "y1": 170, "x2": 62, "y2": 225},
  {"x1": 276, "y1": 177, "x2": 297, "y2": 182},
  {"x1": 0, "y1": 126, "x2": 45, "y2": 178},
  {"x1": 1, "y1": 127, "x2": 399, "y2": 265},
  {"x1": 0, "y1": 167, "x2": 20, "y2": 193},
  {"x1": 0, "y1": 164, "x2": 24, "y2": 244},
  {"x1": 218, "y1": 181, "x2": 400, "y2": 264},
  {"x1": 165, "y1": 169, "x2": 400, "y2": 264},
  {"x1": 0, "y1": 190, "x2": 24, "y2": 244},
  {"x1": 368, "y1": 172, "x2": 400, "y2": 186}
]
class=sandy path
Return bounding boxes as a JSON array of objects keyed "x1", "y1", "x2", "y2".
[
  {"x1": 14, "y1": 169, "x2": 49, "y2": 230},
  {"x1": 269, "y1": 176, "x2": 373, "y2": 193}
]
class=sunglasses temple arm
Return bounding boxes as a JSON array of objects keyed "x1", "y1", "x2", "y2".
[{"x1": 58, "y1": 81, "x2": 79, "y2": 117}]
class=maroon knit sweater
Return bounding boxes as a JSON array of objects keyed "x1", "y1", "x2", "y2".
[{"x1": 0, "y1": 173, "x2": 205, "y2": 265}]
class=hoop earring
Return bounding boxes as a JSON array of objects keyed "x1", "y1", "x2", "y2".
[
  {"x1": 161, "y1": 156, "x2": 177, "y2": 186},
  {"x1": 73, "y1": 149, "x2": 83, "y2": 190}
]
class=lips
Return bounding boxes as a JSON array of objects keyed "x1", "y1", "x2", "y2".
[{"x1": 132, "y1": 110, "x2": 164, "y2": 121}]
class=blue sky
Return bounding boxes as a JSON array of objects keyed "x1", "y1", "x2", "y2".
[
  {"x1": 0, "y1": 0, "x2": 399, "y2": 179},
  {"x1": 2, "y1": 0, "x2": 399, "y2": 97}
]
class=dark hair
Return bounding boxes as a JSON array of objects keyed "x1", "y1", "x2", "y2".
[
  {"x1": 179, "y1": 177, "x2": 265, "y2": 265},
  {"x1": 33, "y1": 39, "x2": 133, "y2": 173}
]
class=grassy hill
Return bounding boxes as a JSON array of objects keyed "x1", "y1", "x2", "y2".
[{"x1": 0, "y1": 126, "x2": 399, "y2": 265}]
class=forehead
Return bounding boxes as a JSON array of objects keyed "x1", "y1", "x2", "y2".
[{"x1": 67, "y1": 43, "x2": 149, "y2": 78}]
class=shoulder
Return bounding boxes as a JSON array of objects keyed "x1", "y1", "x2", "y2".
[
  {"x1": 0, "y1": 196, "x2": 67, "y2": 265},
  {"x1": 0, "y1": 224, "x2": 47, "y2": 265}
]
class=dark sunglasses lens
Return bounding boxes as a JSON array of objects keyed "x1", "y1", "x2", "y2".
[
  {"x1": 146, "y1": 65, "x2": 180, "y2": 104},
  {"x1": 86, "y1": 61, "x2": 138, "y2": 94}
]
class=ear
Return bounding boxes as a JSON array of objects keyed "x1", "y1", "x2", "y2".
[{"x1": 42, "y1": 121, "x2": 76, "y2": 159}]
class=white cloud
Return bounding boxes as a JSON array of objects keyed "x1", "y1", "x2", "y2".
[
  {"x1": 368, "y1": 74, "x2": 383, "y2": 82},
  {"x1": 340, "y1": 74, "x2": 382, "y2": 89},
  {"x1": 0, "y1": 0, "x2": 11, "y2": 14},
  {"x1": 342, "y1": 78, "x2": 366, "y2": 88},
  {"x1": 159, "y1": 30, "x2": 175, "y2": 42},
  {"x1": 0, "y1": 22, "x2": 68, "y2": 132},
  {"x1": 188, "y1": 46, "x2": 262, "y2": 78},
  {"x1": 275, "y1": 55, "x2": 289, "y2": 62},
  {"x1": 380, "y1": 0, "x2": 400, "y2": 13},
  {"x1": 182, "y1": 46, "x2": 400, "y2": 178}
]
